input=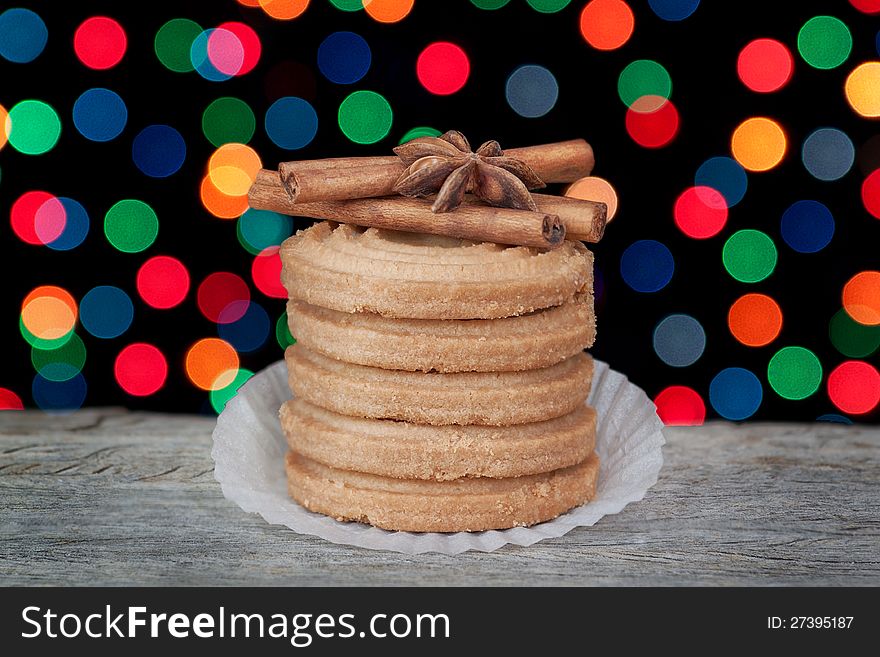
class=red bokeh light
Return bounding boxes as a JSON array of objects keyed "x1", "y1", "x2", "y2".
[
  {"x1": 251, "y1": 247, "x2": 286, "y2": 298},
  {"x1": 674, "y1": 186, "x2": 729, "y2": 239},
  {"x1": 625, "y1": 98, "x2": 679, "y2": 148},
  {"x1": 737, "y1": 39, "x2": 794, "y2": 93},
  {"x1": 137, "y1": 256, "x2": 191, "y2": 310},
  {"x1": 654, "y1": 386, "x2": 706, "y2": 426},
  {"x1": 197, "y1": 272, "x2": 250, "y2": 323},
  {"x1": 416, "y1": 42, "x2": 470, "y2": 95},
  {"x1": 74, "y1": 17, "x2": 127, "y2": 70},
  {"x1": 827, "y1": 360, "x2": 880, "y2": 415},
  {"x1": 115, "y1": 343, "x2": 168, "y2": 397}
]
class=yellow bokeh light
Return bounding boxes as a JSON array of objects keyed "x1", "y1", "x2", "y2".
[
  {"x1": 208, "y1": 143, "x2": 262, "y2": 196},
  {"x1": 731, "y1": 117, "x2": 787, "y2": 172},
  {"x1": 845, "y1": 61, "x2": 880, "y2": 118}
]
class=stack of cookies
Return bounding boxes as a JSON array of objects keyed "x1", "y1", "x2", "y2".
[{"x1": 278, "y1": 221, "x2": 599, "y2": 533}]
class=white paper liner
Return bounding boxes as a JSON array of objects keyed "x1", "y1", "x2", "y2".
[{"x1": 212, "y1": 358, "x2": 665, "y2": 555}]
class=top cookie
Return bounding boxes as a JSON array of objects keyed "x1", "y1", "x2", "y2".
[{"x1": 280, "y1": 222, "x2": 593, "y2": 319}]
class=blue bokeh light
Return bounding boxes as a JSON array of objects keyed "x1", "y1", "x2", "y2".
[
  {"x1": 317, "y1": 31, "x2": 371, "y2": 84},
  {"x1": 709, "y1": 367, "x2": 763, "y2": 420}
]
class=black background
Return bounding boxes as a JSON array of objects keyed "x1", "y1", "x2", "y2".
[{"x1": 2, "y1": 0, "x2": 878, "y2": 420}]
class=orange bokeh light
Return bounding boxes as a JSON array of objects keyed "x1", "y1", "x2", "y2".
[
  {"x1": 21, "y1": 286, "x2": 78, "y2": 340},
  {"x1": 0, "y1": 103, "x2": 9, "y2": 151},
  {"x1": 728, "y1": 293, "x2": 783, "y2": 347},
  {"x1": 185, "y1": 338, "x2": 239, "y2": 390},
  {"x1": 208, "y1": 143, "x2": 262, "y2": 196},
  {"x1": 731, "y1": 117, "x2": 787, "y2": 172},
  {"x1": 579, "y1": 0, "x2": 634, "y2": 51},
  {"x1": 259, "y1": 0, "x2": 310, "y2": 20},
  {"x1": 845, "y1": 61, "x2": 880, "y2": 118},
  {"x1": 843, "y1": 271, "x2": 880, "y2": 325},
  {"x1": 565, "y1": 176, "x2": 619, "y2": 221},
  {"x1": 364, "y1": 0, "x2": 414, "y2": 23},
  {"x1": 200, "y1": 175, "x2": 249, "y2": 219}
]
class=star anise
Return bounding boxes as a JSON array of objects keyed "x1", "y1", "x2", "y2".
[{"x1": 392, "y1": 130, "x2": 546, "y2": 213}]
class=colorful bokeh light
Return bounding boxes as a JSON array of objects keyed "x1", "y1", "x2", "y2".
[
  {"x1": 710, "y1": 367, "x2": 763, "y2": 420},
  {"x1": 74, "y1": 16, "x2": 127, "y2": 70},
  {"x1": 654, "y1": 386, "x2": 705, "y2": 425},
  {"x1": 185, "y1": 338, "x2": 239, "y2": 390},
  {"x1": 722, "y1": 229, "x2": 777, "y2": 283},
  {"x1": 845, "y1": 62, "x2": 880, "y2": 118},
  {"x1": 625, "y1": 98, "x2": 679, "y2": 148},
  {"x1": 506, "y1": 65, "x2": 559, "y2": 118},
  {"x1": 104, "y1": 200, "x2": 159, "y2": 253},
  {"x1": 0, "y1": 8, "x2": 48, "y2": 64},
  {"x1": 115, "y1": 343, "x2": 168, "y2": 396},
  {"x1": 197, "y1": 272, "x2": 250, "y2": 323},
  {"x1": 797, "y1": 16, "x2": 851, "y2": 70},
  {"x1": 137, "y1": 256, "x2": 191, "y2": 310},
  {"x1": 565, "y1": 177, "x2": 619, "y2": 221},
  {"x1": 731, "y1": 117, "x2": 786, "y2": 172},
  {"x1": 338, "y1": 90, "x2": 392, "y2": 144},
  {"x1": 767, "y1": 346, "x2": 823, "y2": 400},
  {"x1": 673, "y1": 186, "x2": 728, "y2": 239},
  {"x1": 364, "y1": 0, "x2": 415, "y2": 23},
  {"x1": 653, "y1": 314, "x2": 705, "y2": 367},
  {"x1": 842, "y1": 271, "x2": 880, "y2": 326},
  {"x1": 7, "y1": 100, "x2": 61, "y2": 155},
  {"x1": 417, "y1": 42, "x2": 470, "y2": 96},
  {"x1": 827, "y1": 360, "x2": 880, "y2": 414},
  {"x1": 728, "y1": 294, "x2": 783, "y2": 347},
  {"x1": 579, "y1": 0, "x2": 634, "y2": 51},
  {"x1": 737, "y1": 39, "x2": 793, "y2": 93},
  {"x1": 620, "y1": 240, "x2": 674, "y2": 292}
]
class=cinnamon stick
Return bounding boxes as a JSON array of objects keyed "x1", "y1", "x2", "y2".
[
  {"x1": 249, "y1": 171, "x2": 564, "y2": 249},
  {"x1": 278, "y1": 138, "x2": 594, "y2": 204},
  {"x1": 251, "y1": 169, "x2": 606, "y2": 243}
]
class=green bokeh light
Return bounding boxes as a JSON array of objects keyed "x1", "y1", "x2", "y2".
[
  {"x1": 237, "y1": 208, "x2": 293, "y2": 256},
  {"x1": 338, "y1": 90, "x2": 393, "y2": 145},
  {"x1": 526, "y1": 0, "x2": 571, "y2": 12},
  {"x1": 797, "y1": 16, "x2": 851, "y2": 70},
  {"x1": 329, "y1": 0, "x2": 364, "y2": 11},
  {"x1": 767, "y1": 346, "x2": 823, "y2": 400},
  {"x1": 399, "y1": 126, "x2": 441, "y2": 144},
  {"x1": 276, "y1": 312, "x2": 296, "y2": 350},
  {"x1": 202, "y1": 97, "x2": 256, "y2": 147},
  {"x1": 722, "y1": 229, "x2": 777, "y2": 283},
  {"x1": 154, "y1": 18, "x2": 202, "y2": 73},
  {"x1": 19, "y1": 315, "x2": 74, "y2": 350},
  {"x1": 31, "y1": 332, "x2": 86, "y2": 382},
  {"x1": 104, "y1": 199, "x2": 159, "y2": 253},
  {"x1": 829, "y1": 308, "x2": 880, "y2": 358},
  {"x1": 470, "y1": 0, "x2": 511, "y2": 8},
  {"x1": 8, "y1": 99, "x2": 61, "y2": 155},
  {"x1": 617, "y1": 60, "x2": 672, "y2": 108},
  {"x1": 210, "y1": 368, "x2": 254, "y2": 414}
]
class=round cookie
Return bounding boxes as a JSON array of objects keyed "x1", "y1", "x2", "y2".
[
  {"x1": 287, "y1": 294, "x2": 595, "y2": 373},
  {"x1": 286, "y1": 345, "x2": 593, "y2": 426},
  {"x1": 280, "y1": 222, "x2": 594, "y2": 319},
  {"x1": 280, "y1": 398, "x2": 597, "y2": 481},
  {"x1": 286, "y1": 451, "x2": 600, "y2": 533}
]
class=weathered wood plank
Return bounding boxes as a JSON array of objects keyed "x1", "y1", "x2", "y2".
[{"x1": 1, "y1": 409, "x2": 878, "y2": 586}]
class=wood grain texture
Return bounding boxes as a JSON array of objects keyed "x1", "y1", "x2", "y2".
[{"x1": 1, "y1": 409, "x2": 878, "y2": 586}]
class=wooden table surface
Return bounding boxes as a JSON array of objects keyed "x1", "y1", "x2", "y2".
[{"x1": 1, "y1": 409, "x2": 877, "y2": 586}]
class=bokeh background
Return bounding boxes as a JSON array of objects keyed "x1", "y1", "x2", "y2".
[{"x1": 2, "y1": 0, "x2": 879, "y2": 423}]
